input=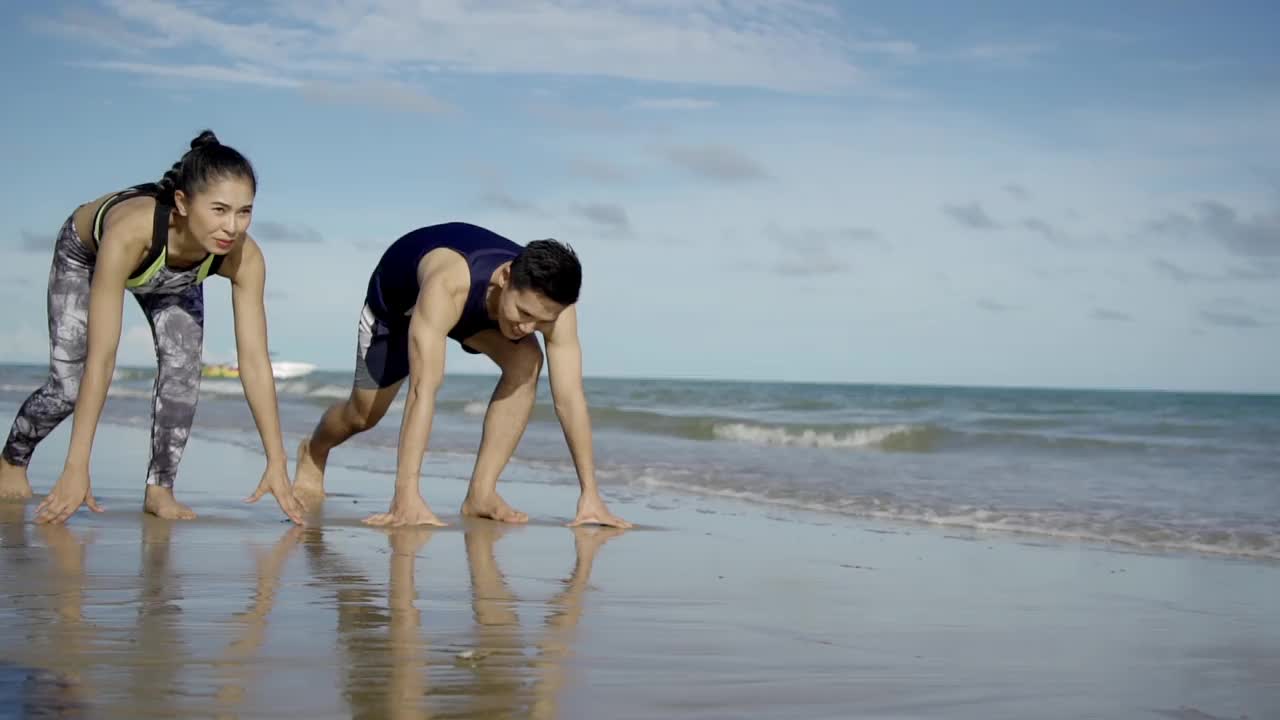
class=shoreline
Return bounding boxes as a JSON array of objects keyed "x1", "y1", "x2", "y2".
[{"x1": 5, "y1": 399, "x2": 1279, "y2": 567}]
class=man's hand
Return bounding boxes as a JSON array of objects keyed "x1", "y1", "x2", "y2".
[
  {"x1": 568, "y1": 492, "x2": 632, "y2": 529},
  {"x1": 245, "y1": 463, "x2": 305, "y2": 525}
]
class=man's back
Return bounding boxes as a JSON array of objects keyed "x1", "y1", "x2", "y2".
[{"x1": 365, "y1": 222, "x2": 524, "y2": 326}]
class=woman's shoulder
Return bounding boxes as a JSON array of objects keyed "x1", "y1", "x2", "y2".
[{"x1": 73, "y1": 188, "x2": 159, "y2": 257}]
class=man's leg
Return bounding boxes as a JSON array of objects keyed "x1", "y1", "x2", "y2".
[
  {"x1": 135, "y1": 286, "x2": 205, "y2": 520},
  {"x1": 459, "y1": 331, "x2": 543, "y2": 523},
  {"x1": 293, "y1": 382, "x2": 402, "y2": 506},
  {"x1": 294, "y1": 303, "x2": 406, "y2": 507}
]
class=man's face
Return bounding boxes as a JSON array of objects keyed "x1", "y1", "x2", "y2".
[{"x1": 497, "y1": 286, "x2": 566, "y2": 340}]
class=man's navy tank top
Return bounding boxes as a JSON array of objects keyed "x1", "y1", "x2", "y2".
[{"x1": 365, "y1": 222, "x2": 523, "y2": 351}]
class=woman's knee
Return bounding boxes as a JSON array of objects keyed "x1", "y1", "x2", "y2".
[{"x1": 45, "y1": 370, "x2": 83, "y2": 416}]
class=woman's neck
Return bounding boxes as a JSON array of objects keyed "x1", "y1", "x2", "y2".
[{"x1": 167, "y1": 213, "x2": 206, "y2": 263}]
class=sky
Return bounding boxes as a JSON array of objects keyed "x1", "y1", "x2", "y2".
[{"x1": 1, "y1": 0, "x2": 1278, "y2": 393}]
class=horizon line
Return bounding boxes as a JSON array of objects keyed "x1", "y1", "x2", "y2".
[{"x1": 0, "y1": 361, "x2": 1274, "y2": 398}]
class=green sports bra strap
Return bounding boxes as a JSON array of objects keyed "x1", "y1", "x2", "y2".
[{"x1": 125, "y1": 197, "x2": 171, "y2": 282}]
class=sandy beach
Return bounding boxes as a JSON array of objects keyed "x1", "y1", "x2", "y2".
[{"x1": 1, "y1": 415, "x2": 1278, "y2": 719}]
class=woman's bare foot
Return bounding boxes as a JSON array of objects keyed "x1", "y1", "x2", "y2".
[
  {"x1": 144, "y1": 486, "x2": 197, "y2": 520},
  {"x1": 0, "y1": 457, "x2": 33, "y2": 501},
  {"x1": 363, "y1": 492, "x2": 447, "y2": 527},
  {"x1": 291, "y1": 437, "x2": 327, "y2": 509},
  {"x1": 461, "y1": 491, "x2": 529, "y2": 524}
]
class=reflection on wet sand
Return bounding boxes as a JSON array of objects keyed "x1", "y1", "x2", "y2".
[
  {"x1": 301, "y1": 524, "x2": 435, "y2": 720},
  {"x1": 301, "y1": 519, "x2": 622, "y2": 719},
  {"x1": 459, "y1": 522, "x2": 624, "y2": 720},
  {"x1": 128, "y1": 516, "x2": 185, "y2": 719},
  {"x1": 0, "y1": 504, "x2": 95, "y2": 719},
  {"x1": 213, "y1": 525, "x2": 304, "y2": 717},
  {"x1": 0, "y1": 506, "x2": 624, "y2": 719},
  {"x1": 531, "y1": 526, "x2": 623, "y2": 720}
]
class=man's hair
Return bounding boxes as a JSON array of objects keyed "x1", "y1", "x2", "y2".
[{"x1": 509, "y1": 239, "x2": 581, "y2": 306}]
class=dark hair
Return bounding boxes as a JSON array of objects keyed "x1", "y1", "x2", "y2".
[
  {"x1": 155, "y1": 129, "x2": 257, "y2": 204},
  {"x1": 509, "y1": 239, "x2": 582, "y2": 306}
]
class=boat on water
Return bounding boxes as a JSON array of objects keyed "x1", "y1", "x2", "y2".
[
  {"x1": 201, "y1": 363, "x2": 240, "y2": 379},
  {"x1": 271, "y1": 361, "x2": 318, "y2": 379},
  {"x1": 201, "y1": 360, "x2": 318, "y2": 380}
]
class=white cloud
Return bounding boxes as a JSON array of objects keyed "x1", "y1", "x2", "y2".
[
  {"x1": 299, "y1": 80, "x2": 453, "y2": 114},
  {"x1": 569, "y1": 157, "x2": 630, "y2": 183},
  {"x1": 662, "y1": 144, "x2": 769, "y2": 182},
  {"x1": 51, "y1": 0, "x2": 873, "y2": 95},
  {"x1": 80, "y1": 60, "x2": 301, "y2": 88},
  {"x1": 958, "y1": 42, "x2": 1048, "y2": 63},
  {"x1": 572, "y1": 203, "x2": 631, "y2": 234},
  {"x1": 631, "y1": 97, "x2": 718, "y2": 110}
]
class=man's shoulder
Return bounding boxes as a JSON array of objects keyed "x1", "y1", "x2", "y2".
[{"x1": 418, "y1": 247, "x2": 471, "y2": 294}]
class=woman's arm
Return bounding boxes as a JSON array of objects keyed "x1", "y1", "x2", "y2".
[
  {"x1": 224, "y1": 237, "x2": 287, "y2": 465},
  {"x1": 221, "y1": 237, "x2": 303, "y2": 524}
]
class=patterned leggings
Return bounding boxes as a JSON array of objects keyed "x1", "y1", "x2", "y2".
[{"x1": 1, "y1": 216, "x2": 205, "y2": 488}]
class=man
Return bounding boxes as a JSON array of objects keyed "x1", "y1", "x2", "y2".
[{"x1": 292, "y1": 222, "x2": 630, "y2": 528}]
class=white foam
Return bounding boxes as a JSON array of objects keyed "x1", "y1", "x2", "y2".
[
  {"x1": 306, "y1": 384, "x2": 351, "y2": 400},
  {"x1": 711, "y1": 422, "x2": 916, "y2": 449},
  {"x1": 197, "y1": 379, "x2": 245, "y2": 395},
  {"x1": 630, "y1": 474, "x2": 1280, "y2": 562},
  {"x1": 463, "y1": 401, "x2": 487, "y2": 416}
]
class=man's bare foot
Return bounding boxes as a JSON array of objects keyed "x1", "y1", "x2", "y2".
[
  {"x1": 461, "y1": 491, "x2": 529, "y2": 524},
  {"x1": 363, "y1": 492, "x2": 447, "y2": 527},
  {"x1": 0, "y1": 458, "x2": 33, "y2": 501},
  {"x1": 291, "y1": 437, "x2": 327, "y2": 509},
  {"x1": 144, "y1": 486, "x2": 197, "y2": 520}
]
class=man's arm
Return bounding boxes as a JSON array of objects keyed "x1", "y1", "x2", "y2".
[
  {"x1": 545, "y1": 306, "x2": 631, "y2": 528},
  {"x1": 544, "y1": 306, "x2": 598, "y2": 495},
  {"x1": 394, "y1": 254, "x2": 465, "y2": 494}
]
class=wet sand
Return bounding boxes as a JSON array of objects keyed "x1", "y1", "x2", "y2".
[{"x1": 2, "y1": 417, "x2": 1279, "y2": 719}]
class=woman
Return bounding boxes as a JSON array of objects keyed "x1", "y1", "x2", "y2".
[{"x1": 0, "y1": 130, "x2": 304, "y2": 525}]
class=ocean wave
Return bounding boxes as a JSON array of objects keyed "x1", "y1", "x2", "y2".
[
  {"x1": 630, "y1": 474, "x2": 1280, "y2": 562},
  {"x1": 951, "y1": 428, "x2": 1227, "y2": 453},
  {"x1": 711, "y1": 422, "x2": 936, "y2": 451}
]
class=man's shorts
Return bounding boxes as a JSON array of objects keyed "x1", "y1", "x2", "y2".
[{"x1": 353, "y1": 303, "x2": 410, "y2": 390}]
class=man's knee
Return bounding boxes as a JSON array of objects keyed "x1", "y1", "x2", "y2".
[
  {"x1": 341, "y1": 398, "x2": 386, "y2": 433},
  {"x1": 499, "y1": 339, "x2": 544, "y2": 385}
]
